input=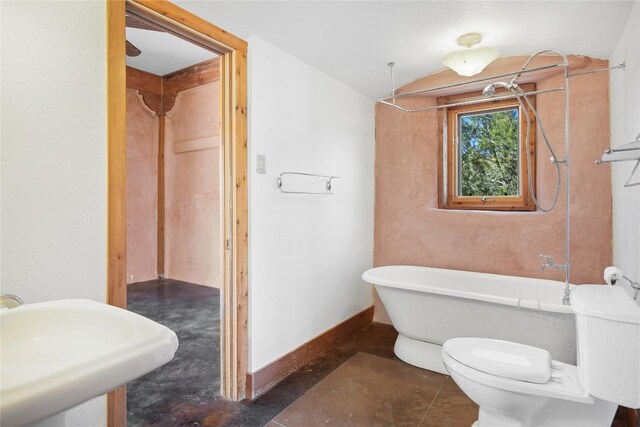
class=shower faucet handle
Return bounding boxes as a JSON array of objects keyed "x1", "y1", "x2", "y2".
[
  {"x1": 539, "y1": 254, "x2": 553, "y2": 261},
  {"x1": 539, "y1": 254, "x2": 552, "y2": 271}
]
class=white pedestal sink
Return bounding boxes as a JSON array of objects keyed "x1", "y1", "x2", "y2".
[{"x1": 0, "y1": 299, "x2": 179, "y2": 426}]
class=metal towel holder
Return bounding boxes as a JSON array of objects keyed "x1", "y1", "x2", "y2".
[
  {"x1": 596, "y1": 132, "x2": 640, "y2": 187},
  {"x1": 276, "y1": 172, "x2": 339, "y2": 195}
]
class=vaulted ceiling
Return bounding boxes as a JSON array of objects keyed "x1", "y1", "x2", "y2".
[{"x1": 153, "y1": 1, "x2": 633, "y2": 98}]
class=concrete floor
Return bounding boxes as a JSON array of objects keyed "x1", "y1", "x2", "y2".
[
  {"x1": 126, "y1": 279, "x2": 637, "y2": 427},
  {"x1": 266, "y1": 352, "x2": 477, "y2": 427},
  {"x1": 126, "y1": 278, "x2": 402, "y2": 426},
  {"x1": 127, "y1": 279, "x2": 221, "y2": 426}
]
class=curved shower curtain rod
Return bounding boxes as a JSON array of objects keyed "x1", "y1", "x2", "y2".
[{"x1": 379, "y1": 55, "x2": 625, "y2": 113}]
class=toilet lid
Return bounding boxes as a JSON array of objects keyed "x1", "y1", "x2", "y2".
[{"x1": 443, "y1": 338, "x2": 551, "y2": 384}]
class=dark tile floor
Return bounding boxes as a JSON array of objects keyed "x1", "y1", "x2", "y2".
[{"x1": 127, "y1": 280, "x2": 637, "y2": 427}]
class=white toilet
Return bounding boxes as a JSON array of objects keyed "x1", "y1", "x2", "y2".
[{"x1": 442, "y1": 285, "x2": 640, "y2": 427}]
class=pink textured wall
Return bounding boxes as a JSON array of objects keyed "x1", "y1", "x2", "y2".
[
  {"x1": 373, "y1": 56, "x2": 612, "y2": 323},
  {"x1": 126, "y1": 89, "x2": 159, "y2": 284},
  {"x1": 165, "y1": 82, "x2": 222, "y2": 288}
]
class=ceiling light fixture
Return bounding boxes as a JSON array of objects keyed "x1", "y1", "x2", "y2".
[{"x1": 442, "y1": 33, "x2": 500, "y2": 77}]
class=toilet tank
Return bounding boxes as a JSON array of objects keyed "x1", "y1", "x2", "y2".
[{"x1": 571, "y1": 285, "x2": 640, "y2": 409}]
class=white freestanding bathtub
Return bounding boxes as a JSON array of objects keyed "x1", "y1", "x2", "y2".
[{"x1": 362, "y1": 265, "x2": 576, "y2": 374}]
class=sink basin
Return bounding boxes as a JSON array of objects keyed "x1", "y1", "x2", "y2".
[{"x1": 0, "y1": 299, "x2": 178, "y2": 426}]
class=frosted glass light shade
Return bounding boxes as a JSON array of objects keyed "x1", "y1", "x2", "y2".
[{"x1": 442, "y1": 47, "x2": 500, "y2": 77}]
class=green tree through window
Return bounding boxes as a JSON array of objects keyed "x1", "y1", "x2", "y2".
[{"x1": 458, "y1": 108, "x2": 520, "y2": 197}]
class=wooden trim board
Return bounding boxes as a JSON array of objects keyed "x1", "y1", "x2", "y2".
[
  {"x1": 230, "y1": 47, "x2": 249, "y2": 401},
  {"x1": 246, "y1": 306, "x2": 375, "y2": 399},
  {"x1": 126, "y1": 58, "x2": 219, "y2": 115},
  {"x1": 157, "y1": 114, "x2": 166, "y2": 276},
  {"x1": 163, "y1": 58, "x2": 220, "y2": 112},
  {"x1": 106, "y1": 2, "x2": 127, "y2": 426},
  {"x1": 126, "y1": 66, "x2": 162, "y2": 115},
  {"x1": 130, "y1": 0, "x2": 247, "y2": 52}
]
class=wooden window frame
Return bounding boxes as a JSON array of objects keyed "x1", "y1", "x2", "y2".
[
  {"x1": 439, "y1": 84, "x2": 536, "y2": 211},
  {"x1": 107, "y1": 1, "x2": 248, "y2": 425}
]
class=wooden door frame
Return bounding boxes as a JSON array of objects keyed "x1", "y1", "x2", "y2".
[{"x1": 107, "y1": 1, "x2": 249, "y2": 425}]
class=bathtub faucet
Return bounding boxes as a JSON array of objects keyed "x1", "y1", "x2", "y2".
[{"x1": 539, "y1": 255, "x2": 568, "y2": 271}]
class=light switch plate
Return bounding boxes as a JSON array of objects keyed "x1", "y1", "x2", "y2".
[{"x1": 256, "y1": 154, "x2": 266, "y2": 174}]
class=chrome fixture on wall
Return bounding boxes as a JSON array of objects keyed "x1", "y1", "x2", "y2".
[
  {"x1": 539, "y1": 255, "x2": 568, "y2": 271},
  {"x1": 596, "y1": 132, "x2": 640, "y2": 188},
  {"x1": 276, "y1": 172, "x2": 339, "y2": 195},
  {"x1": 604, "y1": 266, "x2": 640, "y2": 300}
]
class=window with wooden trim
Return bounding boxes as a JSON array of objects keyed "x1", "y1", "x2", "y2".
[{"x1": 440, "y1": 86, "x2": 536, "y2": 211}]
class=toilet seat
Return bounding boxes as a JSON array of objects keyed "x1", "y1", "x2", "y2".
[
  {"x1": 442, "y1": 340, "x2": 594, "y2": 404},
  {"x1": 444, "y1": 338, "x2": 552, "y2": 383}
]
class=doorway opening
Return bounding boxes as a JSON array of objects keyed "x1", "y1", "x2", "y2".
[
  {"x1": 124, "y1": 18, "x2": 222, "y2": 424},
  {"x1": 107, "y1": 1, "x2": 248, "y2": 425}
]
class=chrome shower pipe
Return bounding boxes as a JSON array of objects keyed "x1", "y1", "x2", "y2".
[
  {"x1": 514, "y1": 49, "x2": 572, "y2": 305},
  {"x1": 481, "y1": 80, "x2": 511, "y2": 97},
  {"x1": 508, "y1": 85, "x2": 562, "y2": 212},
  {"x1": 513, "y1": 49, "x2": 569, "y2": 83}
]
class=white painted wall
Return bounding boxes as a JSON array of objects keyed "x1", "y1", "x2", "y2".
[
  {"x1": 610, "y1": 2, "x2": 640, "y2": 292},
  {"x1": 247, "y1": 36, "x2": 375, "y2": 371},
  {"x1": 1, "y1": 1, "x2": 108, "y2": 425}
]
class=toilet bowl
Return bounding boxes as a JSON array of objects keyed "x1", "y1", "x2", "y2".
[
  {"x1": 442, "y1": 338, "x2": 617, "y2": 426},
  {"x1": 442, "y1": 285, "x2": 640, "y2": 427}
]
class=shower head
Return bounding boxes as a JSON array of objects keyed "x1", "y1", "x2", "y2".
[
  {"x1": 482, "y1": 84, "x2": 496, "y2": 97},
  {"x1": 482, "y1": 81, "x2": 510, "y2": 97}
]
